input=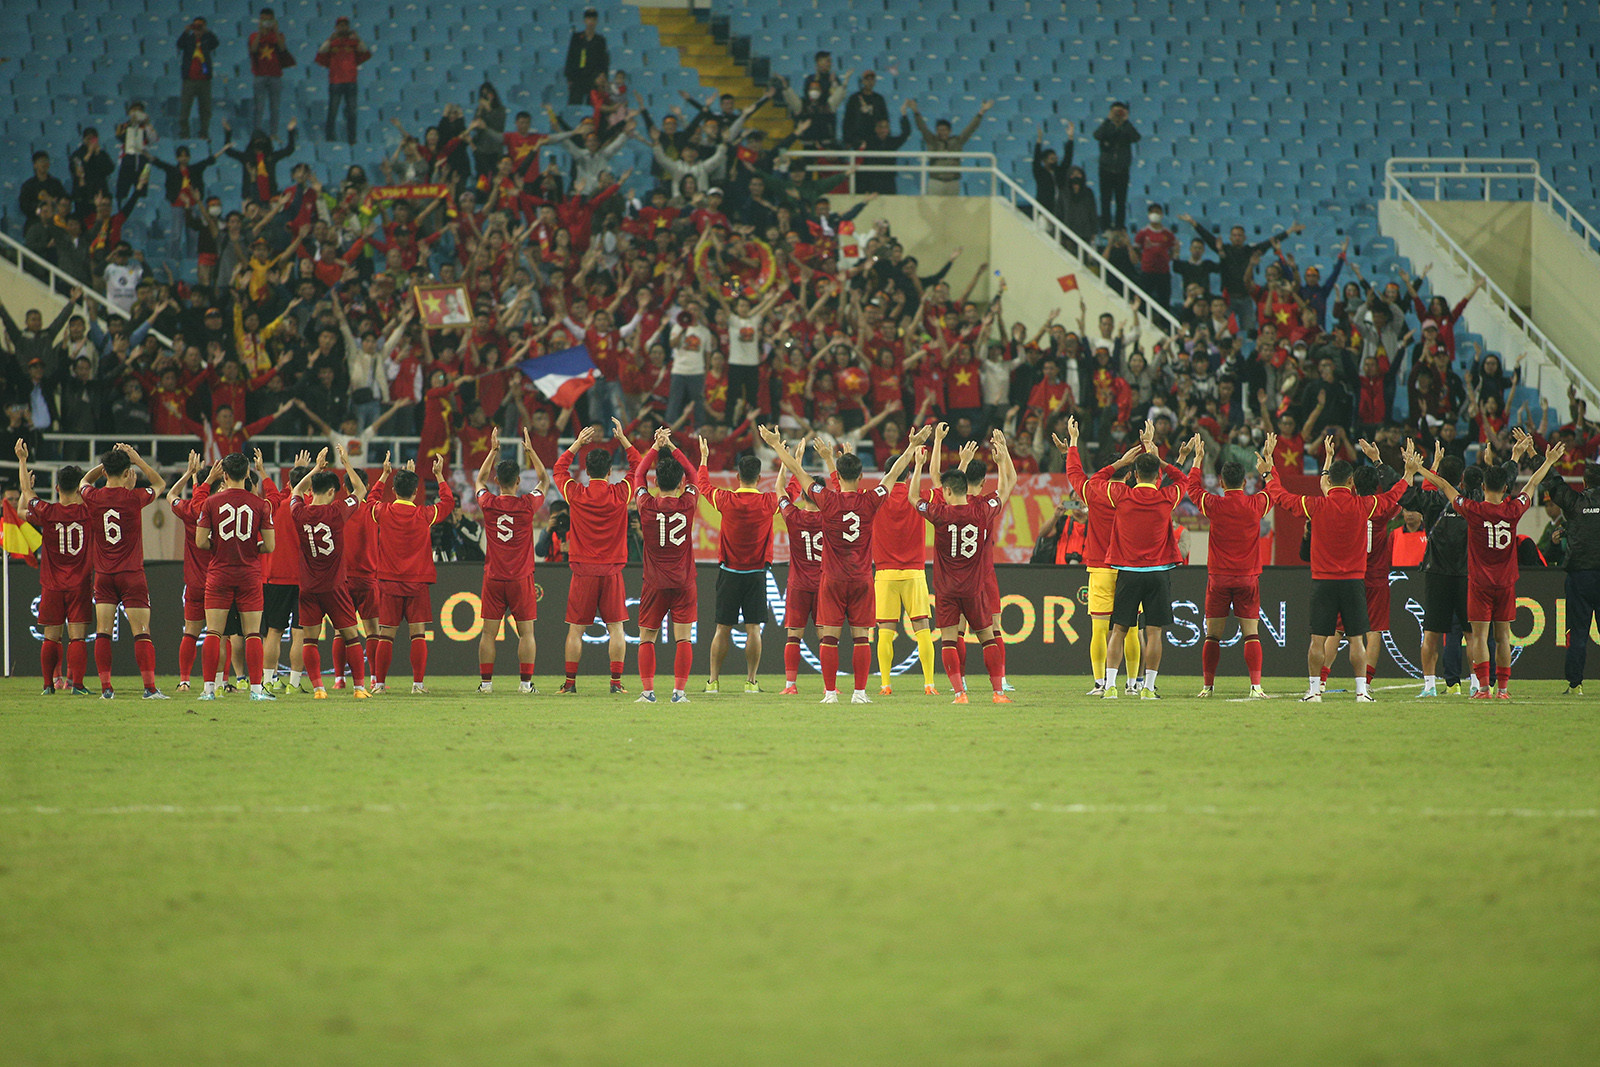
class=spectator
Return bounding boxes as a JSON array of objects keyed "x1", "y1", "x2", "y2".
[
  {"x1": 1182, "y1": 213, "x2": 1304, "y2": 330},
  {"x1": 18, "y1": 151, "x2": 68, "y2": 223},
  {"x1": 113, "y1": 100, "x2": 157, "y2": 202},
  {"x1": 780, "y1": 53, "x2": 849, "y2": 144},
  {"x1": 148, "y1": 143, "x2": 226, "y2": 259},
  {"x1": 68, "y1": 132, "x2": 115, "y2": 217},
  {"x1": 1134, "y1": 203, "x2": 1178, "y2": 310},
  {"x1": 853, "y1": 108, "x2": 913, "y2": 195},
  {"x1": 1173, "y1": 236, "x2": 1218, "y2": 297},
  {"x1": 176, "y1": 17, "x2": 220, "y2": 140},
  {"x1": 1, "y1": 295, "x2": 80, "y2": 379},
  {"x1": 222, "y1": 120, "x2": 298, "y2": 203},
  {"x1": 470, "y1": 82, "x2": 508, "y2": 178},
  {"x1": 1030, "y1": 121, "x2": 1072, "y2": 220},
  {"x1": 908, "y1": 98, "x2": 992, "y2": 196},
  {"x1": 841, "y1": 70, "x2": 890, "y2": 148},
  {"x1": 1059, "y1": 165, "x2": 1098, "y2": 245},
  {"x1": 564, "y1": 8, "x2": 609, "y2": 106},
  {"x1": 248, "y1": 8, "x2": 294, "y2": 137},
  {"x1": 316, "y1": 17, "x2": 371, "y2": 145},
  {"x1": 1092, "y1": 101, "x2": 1140, "y2": 230},
  {"x1": 667, "y1": 298, "x2": 713, "y2": 426}
]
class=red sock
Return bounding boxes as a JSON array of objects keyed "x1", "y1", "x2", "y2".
[
  {"x1": 609, "y1": 660, "x2": 624, "y2": 684},
  {"x1": 245, "y1": 634, "x2": 265, "y2": 686},
  {"x1": 67, "y1": 638, "x2": 87, "y2": 688},
  {"x1": 820, "y1": 636, "x2": 839, "y2": 692},
  {"x1": 373, "y1": 637, "x2": 392, "y2": 683},
  {"x1": 1496, "y1": 665, "x2": 1510, "y2": 690},
  {"x1": 1242, "y1": 636, "x2": 1263, "y2": 685},
  {"x1": 303, "y1": 642, "x2": 322, "y2": 688},
  {"x1": 1365, "y1": 664, "x2": 1376, "y2": 684},
  {"x1": 673, "y1": 641, "x2": 693, "y2": 691},
  {"x1": 177, "y1": 632, "x2": 197, "y2": 683},
  {"x1": 133, "y1": 634, "x2": 156, "y2": 691},
  {"x1": 518, "y1": 662, "x2": 534, "y2": 682},
  {"x1": 1474, "y1": 661, "x2": 1491, "y2": 689},
  {"x1": 201, "y1": 634, "x2": 221, "y2": 687},
  {"x1": 1201, "y1": 637, "x2": 1220, "y2": 686},
  {"x1": 638, "y1": 640, "x2": 657, "y2": 691},
  {"x1": 480, "y1": 662, "x2": 494, "y2": 682},
  {"x1": 852, "y1": 638, "x2": 870, "y2": 692},
  {"x1": 564, "y1": 660, "x2": 578, "y2": 683},
  {"x1": 41, "y1": 638, "x2": 61, "y2": 688},
  {"x1": 957, "y1": 634, "x2": 968, "y2": 664},
  {"x1": 982, "y1": 638, "x2": 1005, "y2": 693},
  {"x1": 1319, "y1": 665, "x2": 1331, "y2": 684},
  {"x1": 345, "y1": 641, "x2": 367, "y2": 687},
  {"x1": 784, "y1": 637, "x2": 801, "y2": 683},
  {"x1": 331, "y1": 635, "x2": 345, "y2": 681},
  {"x1": 411, "y1": 636, "x2": 428, "y2": 683},
  {"x1": 995, "y1": 635, "x2": 1007, "y2": 678},
  {"x1": 95, "y1": 633, "x2": 113, "y2": 689},
  {"x1": 941, "y1": 640, "x2": 964, "y2": 692},
  {"x1": 223, "y1": 640, "x2": 234, "y2": 679}
]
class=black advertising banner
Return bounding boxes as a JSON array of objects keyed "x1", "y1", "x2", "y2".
[{"x1": 5, "y1": 563, "x2": 1587, "y2": 679}]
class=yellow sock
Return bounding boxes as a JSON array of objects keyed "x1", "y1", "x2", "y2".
[
  {"x1": 1090, "y1": 617, "x2": 1109, "y2": 682},
  {"x1": 1124, "y1": 628, "x2": 1142, "y2": 677},
  {"x1": 914, "y1": 628, "x2": 937, "y2": 686},
  {"x1": 877, "y1": 628, "x2": 897, "y2": 684}
]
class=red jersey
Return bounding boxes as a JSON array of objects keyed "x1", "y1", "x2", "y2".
[
  {"x1": 372, "y1": 484, "x2": 455, "y2": 584},
  {"x1": 261, "y1": 490, "x2": 302, "y2": 585},
  {"x1": 871, "y1": 481, "x2": 928, "y2": 570},
  {"x1": 290, "y1": 495, "x2": 361, "y2": 593},
  {"x1": 553, "y1": 445, "x2": 642, "y2": 573},
  {"x1": 1183, "y1": 469, "x2": 1269, "y2": 579},
  {"x1": 197, "y1": 488, "x2": 273, "y2": 580},
  {"x1": 477, "y1": 488, "x2": 545, "y2": 582},
  {"x1": 778, "y1": 492, "x2": 826, "y2": 591},
  {"x1": 1366, "y1": 496, "x2": 1402, "y2": 581},
  {"x1": 1106, "y1": 480, "x2": 1186, "y2": 569},
  {"x1": 346, "y1": 479, "x2": 386, "y2": 581},
  {"x1": 1063, "y1": 448, "x2": 1119, "y2": 568},
  {"x1": 695, "y1": 471, "x2": 778, "y2": 571},
  {"x1": 917, "y1": 496, "x2": 1001, "y2": 596},
  {"x1": 805, "y1": 480, "x2": 888, "y2": 584},
  {"x1": 1454, "y1": 494, "x2": 1532, "y2": 588},
  {"x1": 1264, "y1": 478, "x2": 1409, "y2": 580},
  {"x1": 945, "y1": 362, "x2": 982, "y2": 409},
  {"x1": 26, "y1": 499, "x2": 93, "y2": 592},
  {"x1": 636, "y1": 488, "x2": 699, "y2": 591},
  {"x1": 80, "y1": 485, "x2": 156, "y2": 574},
  {"x1": 168, "y1": 482, "x2": 214, "y2": 588}
]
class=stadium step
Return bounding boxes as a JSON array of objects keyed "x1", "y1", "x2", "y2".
[{"x1": 636, "y1": 6, "x2": 791, "y2": 142}]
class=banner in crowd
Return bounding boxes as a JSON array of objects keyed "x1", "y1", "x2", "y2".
[
  {"x1": 8, "y1": 564, "x2": 1587, "y2": 680},
  {"x1": 412, "y1": 283, "x2": 473, "y2": 330},
  {"x1": 363, "y1": 183, "x2": 451, "y2": 206}
]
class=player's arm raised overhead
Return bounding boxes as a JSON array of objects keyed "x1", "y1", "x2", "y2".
[
  {"x1": 1182, "y1": 435, "x2": 1212, "y2": 505},
  {"x1": 521, "y1": 427, "x2": 551, "y2": 498},
  {"x1": 428, "y1": 456, "x2": 456, "y2": 522},
  {"x1": 906, "y1": 442, "x2": 927, "y2": 501},
  {"x1": 877, "y1": 432, "x2": 921, "y2": 491},
  {"x1": 335, "y1": 444, "x2": 367, "y2": 501},
  {"x1": 166, "y1": 451, "x2": 200, "y2": 507},
  {"x1": 293, "y1": 449, "x2": 329, "y2": 497},
  {"x1": 475, "y1": 427, "x2": 501, "y2": 494},
  {"x1": 991, "y1": 428, "x2": 1017, "y2": 507},
  {"x1": 118, "y1": 442, "x2": 167, "y2": 497},
  {"x1": 554, "y1": 425, "x2": 596, "y2": 494},
  {"x1": 14, "y1": 440, "x2": 35, "y2": 511},
  {"x1": 1258, "y1": 431, "x2": 1307, "y2": 513},
  {"x1": 760, "y1": 425, "x2": 814, "y2": 486},
  {"x1": 632, "y1": 426, "x2": 666, "y2": 491},
  {"x1": 612, "y1": 417, "x2": 644, "y2": 488}
]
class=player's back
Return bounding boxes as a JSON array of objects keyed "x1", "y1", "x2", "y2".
[
  {"x1": 1106, "y1": 482, "x2": 1183, "y2": 568},
  {"x1": 261, "y1": 490, "x2": 302, "y2": 585},
  {"x1": 564, "y1": 476, "x2": 633, "y2": 566},
  {"x1": 1365, "y1": 505, "x2": 1399, "y2": 580},
  {"x1": 27, "y1": 499, "x2": 93, "y2": 591},
  {"x1": 1190, "y1": 478, "x2": 1268, "y2": 579},
  {"x1": 1455, "y1": 493, "x2": 1531, "y2": 587},
  {"x1": 871, "y1": 482, "x2": 927, "y2": 570},
  {"x1": 169, "y1": 484, "x2": 214, "y2": 586},
  {"x1": 81, "y1": 484, "x2": 154, "y2": 572},
  {"x1": 292, "y1": 495, "x2": 360, "y2": 590},
  {"x1": 919, "y1": 496, "x2": 1000, "y2": 594},
  {"x1": 478, "y1": 488, "x2": 544, "y2": 581},
  {"x1": 808, "y1": 482, "x2": 886, "y2": 583},
  {"x1": 779, "y1": 499, "x2": 826, "y2": 591},
  {"x1": 1303, "y1": 488, "x2": 1381, "y2": 580},
  {"x1": 638, "y1": 488, "x2": 699, "y2": 590},
  {"x1": 700, "y1": 476, "x2": 778, "y2": 570},
  {"x1": 375, "y1": 486, "x2": 452, "y2": 583},
  {"x1": 200, "y1": 487, "x2": 272, "y2": 576}
]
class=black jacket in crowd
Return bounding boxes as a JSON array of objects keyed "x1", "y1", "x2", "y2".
[{"x1": 1541, "y1": 474, "x2": 1600, "y2": 572}]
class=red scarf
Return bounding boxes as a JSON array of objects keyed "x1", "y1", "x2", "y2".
[{"x1": 254, "y1": 153, "x2": 271, "y2": 201}]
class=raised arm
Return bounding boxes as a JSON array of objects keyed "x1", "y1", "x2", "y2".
[{"x1": 118, "y1": 442, "x2": 166, "y2": 497}]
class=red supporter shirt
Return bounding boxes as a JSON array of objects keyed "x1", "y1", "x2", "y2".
[
  {"x1": 168, "y1": 482, "x2": 214, "y2": 589},
  {"x1": 871, "y1": 482, "x2": 929, "y2": 570},
  {"x1": 81, "y1": 485, "x2": 156, "y2": 574},
  {"x1": 1365, "y1": 496, "x2": 1402, "y2": 582},
  {"x1": 1454, "y1": 494, "x2": 1532, "y2": 589},
  {"x1": 1183, "y1": 469, "x2": 1270, "y2": 580},
  {"x1": 805, "y1": 480, "x2": 888, "y2": 585},
  {"x1": 1134, "y1": 226, "x2": 1178, "y2": 274},
  {"x1": 197, "y1": 488, "x2": 273, "y2": 581},
  {"x1": 554, "y1": 445, "x2": 642, "y2": 574},
  {"x1": 695, "y1": 471, "x2": 778, "y2": 571},
  {"x1": 290, "y1": 495, "x2": 361, "y2": 593},
  {"x1": 945, "y1": 362, "x2": 982, "y2": 409},
  {"x1": 917, "y1": 496, "x2": 1001, "y2": 596},
  {"x1": 1063, "y1": 448, "x2": 1119, "y2": 568},
  {"x1": 372, "y1": 483, "x2": 455, "y2": 584},
  {"x1": 1264, "y1": 478, "x2": 1409, "y2": 580},
  {"x1": 778, "y1": 493, "x2": 826, "y2": 592},
  {"x1": 27, "y1": 499, "x2": 94, "y2": 592},
  {"x1": 1106, "y1": 478, "x2": 1186, "y2": 569},
  {"x1": 477, "y1": 488, "x2": 545, "y2": 582}
]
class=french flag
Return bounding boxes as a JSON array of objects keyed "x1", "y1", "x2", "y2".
[{"x1": 518, "y1": 345, "x2": 598, "y2": 407}]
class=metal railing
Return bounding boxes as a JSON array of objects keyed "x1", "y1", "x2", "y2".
[
  {"x1": 15, "y1": 433, "x2": 418, "y2": 472},
  {"x1": 0, "y1": 229, "x2": 176, "y2": 350},
  {"x1": 1383, "y1": 158, "x2": 1598, "y2": 410},
  {"x1": 1384, "y1": 157, "x2": 1600, "y2": 258},
  {"x1": 782, "y1": 149, "x2": 1183, "y2": 341}
]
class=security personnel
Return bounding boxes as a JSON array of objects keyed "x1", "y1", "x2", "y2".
[{"x1": 1542, "y1": 462, "x2": 1600, "y2": 695}]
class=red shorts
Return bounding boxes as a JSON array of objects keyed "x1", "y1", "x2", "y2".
[
  {"x1": 183, "y1": 582, "x2": 208, "y2": 622},
  {"x1": 93, "y1": 570, "x2": 150, "y2": 610},
  {"x1": 481, "y1": 576, "x2": 536, "y2": 622},
  {"x1": 1204, "y1": 578, "x2": 1261, "y2": 621},
  {"x1": 205, "y1": 573, "x2": 265, "y2": 612},
  {"x1": 639, "y1": 583, "x2": 696, "y2": 629},
  {"x1": 379, "y1": 580, "x2": 434, "y2": 627},
  {"x1": 983, "y1": 569, "x2": 1001, "y2": 615},
  {"x1": 935, "y1": 591, "x2": 992, "y2": 631},
  {"x1": 299, "y1": 587, "x2": 358, "y2": 631},
  {"x1": 348, "y1": 577, "x2": 380, "y2": 621},
  {"x1": 818, "y1": 578, "x2": 874, "y2": 628},
  {"x1": 1468, "y1": 581, "x2": 1516, "y2": 624},
  {"x1": 39, "y1": 580, "x2": 93, "y2": 627},
  {"x1": 566, "y1": 569, "x2": 627, "y2": 625},
  {"x1": 784, "y1": 584, "x2": 819, "y2": 628},
  {"x1": 1365, "y1": 577, "x2": 1392, "y2": 633}
]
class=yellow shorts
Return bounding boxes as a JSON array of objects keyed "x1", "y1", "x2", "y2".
[
  {"x1": 875, "y1": 569, "x2": 931, "y2": 624},
  {"x1": 1088, "y1": 567, "x2": 1118, "y2": 615}
]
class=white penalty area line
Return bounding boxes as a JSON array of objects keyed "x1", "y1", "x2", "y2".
[{"x1": 1, "y1": 800, "x2": 1596, "y2": 820}]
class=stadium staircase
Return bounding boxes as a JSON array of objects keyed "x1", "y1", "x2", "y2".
[{"x1": 635, "y1": 7, "x2": 791, "y2": 143}]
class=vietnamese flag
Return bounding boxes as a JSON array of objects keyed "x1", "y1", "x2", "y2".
[{"x1": 1057, "y1": 273, "x2": 1079, "y2": 293}]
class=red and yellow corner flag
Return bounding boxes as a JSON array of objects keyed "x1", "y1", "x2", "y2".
[
  {"x1": 2, "y1": 498, "x2": 41, "y2": 566},
  {"x1": 1056, "y1": 273, "x2": 1079, "y2": 293}
]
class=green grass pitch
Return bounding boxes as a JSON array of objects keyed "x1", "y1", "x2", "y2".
[{"x1": 3, "y1": 673, "x2": 1599, "y2": 1066}]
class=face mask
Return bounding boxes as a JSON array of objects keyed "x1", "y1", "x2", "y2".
[
  {"x1": 131, "y1": 110, "x2": 145, "y2": 121},
  {"x1": 1148, "y1": 212, "x2": 1162, "y2": 224},
  {"x1": 208, "y1": 205, "x2": 222, "y2": 217},
  {"x1": 807, "y1": 90, "x2": 821, "y2": 101}
]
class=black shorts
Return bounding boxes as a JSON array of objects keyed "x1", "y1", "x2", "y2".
[
  {"x1": 1423, "y1": 571, "x2": 1471, "y2": 633},
  {"x1": 262, "y1": 583, "x2": 298, "y2": 633},
  {"x1": 1311, "y1": 579, "x2": 1369, "y2": 637},
  {"x1": 1110, "y1": 569, "x2": 1173, "y2": 629},
  {"x1": 224, "y1": 606, "x2": 243, "y2": 638},
  {"x1": 715, "y1": 568, "x2": 769, "y2": 627}
]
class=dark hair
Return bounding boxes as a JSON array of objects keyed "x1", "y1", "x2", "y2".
[
  {"x1": 31, "y1": 150, "x2": 48, "y2": 163},
  {"x1": 1325, "y1": 459, "x2": 1353, "y2": 485},
  {"x1": 102, "y1": 449, "x2": 131, "y2": 477},
  {"x1": 310, "y1": 471, "x2": 340, "y2": 495},
  {"x1": 585, "y1": 447, "x2": 613, "y2": 479},
  {"x1": 836, "y1": 453, "x2": 864, "y2": 480},
  {"x1": 1483, "y1": 465, "x2": 1509, "y2": 493},
  {"x1": 656, "y1": 454, "x2": 685, "y2": 492},
  {"x1": 1219, "y1": 459, "x2": 1245, "y2": 489},
  {"x1": 515, "y1": 110, "x2": 532, "y2": 121},
  {"x1": 737, "y1": 455, "x2": 761, "y2": 484},
  {"x1": 56, "y1": 464, "x2": 83, "y2": 490},
  {"x1": 964, "y1": 459, "x2": 988, "y2": 487},
  {"x1": 939, "y1": 469, "x2": 967, "y2": 494},
  {"x1": 1352, "y1": 466, "x2": 1378, "y2": 495},
  {"x1": 1462, "y1": 465, "x2": 1485, "y2": 495},
  {"x1": 1438, "y1": 455, "x2": 1465, "y2": 484},
  {"x1": 1133, "y1": 453, "x2": 1161, "y2": 479},
  {"x1": 221, "y1": 453, "x2": 249, "y2": 481},
  {"x1": 393, "y1": 470, "x2": 420, "y2": 498},
  {"x1": 288, "y1": 465, "x2": 311, "y2": 488},
  {"x1": 496, "y1": 460, "x2": 519, "y2": 488}
]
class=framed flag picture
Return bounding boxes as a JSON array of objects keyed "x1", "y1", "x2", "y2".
[{"x1": 412, "y1": 283, "x2": 472, "y2": 331}]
